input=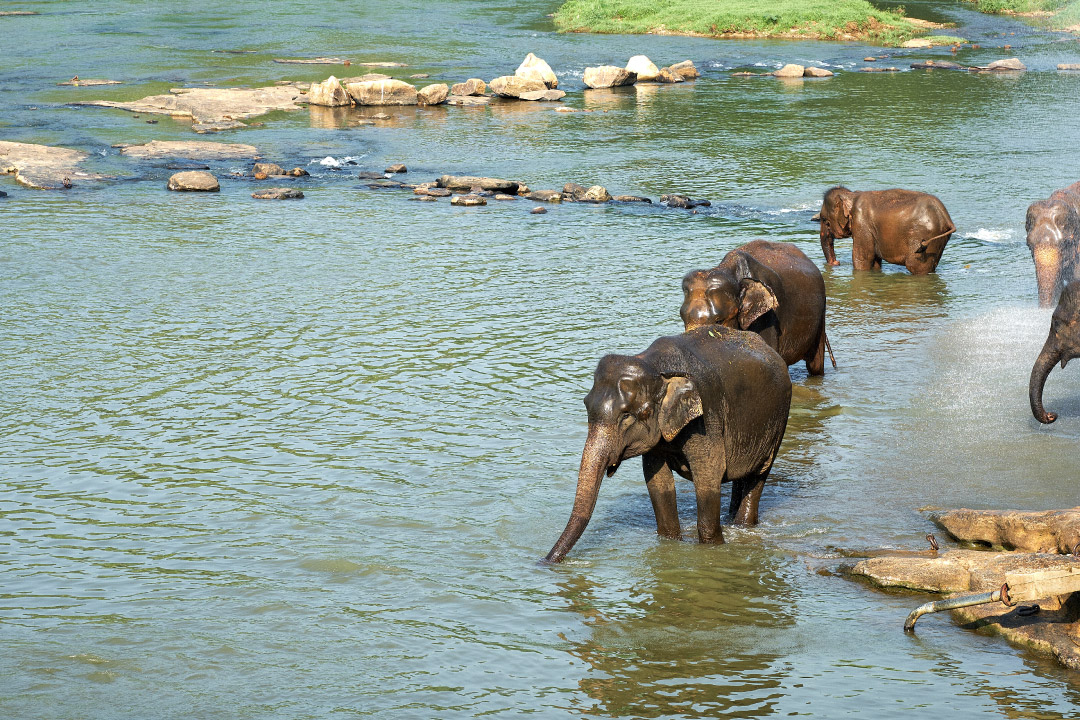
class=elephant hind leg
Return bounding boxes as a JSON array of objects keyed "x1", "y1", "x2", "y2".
[
  {"x1": 729, "y1": 472, "x2": 768, "y2": 526},
  {"x1": 805, "y1": 329, "x2": 826, "y2": 376}
]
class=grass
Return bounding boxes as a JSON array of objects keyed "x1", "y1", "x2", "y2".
[
  {"x1": 552, "y1": 0, "x2": 932, "y2": 45},
  {"x1": 962, "y1": 0, "x2": 1080, "y2": 30}
]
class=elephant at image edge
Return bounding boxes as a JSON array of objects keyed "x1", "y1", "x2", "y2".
[
  {"x1": 1030, "y1": 282, "x2": 1080, "y2": 424},
  {"x1": 818, "y1": 186, "x2": 955, "y2": 275},
  {"x1": 1027, "y1": 182, "x2": 1080, "y2": 307},
  {"x1": 681, "y1": 239, "x2": 835, "y2": 375},
  {"x1": 545, "y1": 325, "x2": 792, "y2": 563}
]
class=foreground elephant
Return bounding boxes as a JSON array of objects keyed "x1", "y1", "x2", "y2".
[
  {"x1": 681, "y1": 240, "x2": 835, "y2": 375},
  {"x1": 818, "y1": 186, "x2": 955, "y2": 274},
  {"x1": 545, "y1": 326, "x2": 791, "y2": 563},
  {"x1": 1030, "y1": 283, "x2": 1080, "y2": 424},
  {"x1": 1027, "y1": 182, "x2": 1080, "y2": 307}
]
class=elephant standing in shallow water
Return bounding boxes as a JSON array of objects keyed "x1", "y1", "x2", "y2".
[
  {"x1": 1030, "y1": 283, "x2": 1080, "y2": 424},
  {"x1": 1027, "y1": 182, "x2": 1080, "y2": 307},
  {"x1": 818, "y1": 186, "x2": 955, "y2": 275},
  {"x1": 544, "y1": 326, "x2": 791, "y2": 563},
  {"x1": 680, "y1": 240, "x2": 835, "y2": 375}
]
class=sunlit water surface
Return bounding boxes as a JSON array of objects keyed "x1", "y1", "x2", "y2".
[{"x1": 5, "y1": 1, "x2": 1080, "y2": 717}]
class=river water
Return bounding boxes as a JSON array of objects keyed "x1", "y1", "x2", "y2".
[{"x1": 4, "y1": 1, "x2": 1080, "y2": 717}]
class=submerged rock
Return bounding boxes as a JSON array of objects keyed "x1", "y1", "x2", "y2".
[
  {"x1": 583, "y1": 66, "x2": 636, "y2": 89},
  {"x1": 346, "y1": 79, "x2": 418, "y2": 105},
  {"x1": 446, "y1": 95, "x2": 491, "y2": 107},
  {"x1": 307, "y1": 76, "x2": 351, "y2": 107},
  {"x1": 451, "y1": 194, "x2": 486, "y2": 206},
  {"x1": 274, "y1": 57, "x2": 349, "y2": 64},
  {"x1": 526, "y1": 189, "x2": 562, "y2": 203},
  {"x1": 803, "y1": 67, "x2": 835, "y2": 78},
  {"x1": 0, "y1": 140, "x2": 108, "y2": 189},
  {"x1": 516, "y1": 53, "x2": 558, "y2": 89},
  {"x1": 983, "y1": 57, "x2": 1026, "y2": 72},
  {"x1": 614, "y1": 195, "x2": 652, "y2": 203},
  {"x1": 626, "y1": 55, "x2": 660, "y2": 82},
  {"x1": 772, "y1": 64, "x2": 804, "y2": 78},
  {"x1": 662, "y1": 194, "x2": 710, "y2": 209},
  {"x1": 252, "y1": 187, "x2": 304, "y2": 199},
  {"x1": 252, "y1": 162, "x2": 286, "y2": 176},
  {"x1": 437, "y1": 175, "x2": 520, "y2": 193},
  {"x1": 415, "y1": 186, "x2": 451, "y2": 197},
  {"x1": 57, "y1": 78, "x2": 122, "y2": 86},
  {"x1": 518, "y1": 89, "x2": 565, "y2": 101},
  {"x1": 450, "y1": 78, "x2": 487, "y2": 96},
  {"x1": 167, "y1": 171, "x2": 219, "y2": 192},
  {"x1": 78, "y1": 85, "x2": 305, "y2": 131},
  {"x1": 530, "y1": 206, "x2": 547, "y2": 214},
  {"x1": 418, "y1": 83, "x2": 449, "y2": 106},
  {"x1": 489, "y1": 75, "x2": 546, "y2": 98},
  {"x1": 911, "y1": 60, "x2": 969, "y2": 71}
]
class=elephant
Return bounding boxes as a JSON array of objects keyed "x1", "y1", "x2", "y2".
[
  {"x1": 544, "y1": 325, "x2": 792, "y2": 563},
  {"x1": 818, "y1": 186, "x2": 955, "y2": 275},
  {"x1": 1030, "y1": 282, "x2": 1080, "y2": 424},
  {"x1": 1026, "y1": 182, "x2": 1080, "y2": 307},
  {"x1": 681, "y1": 240, "x2": 835, "y2": 375}
]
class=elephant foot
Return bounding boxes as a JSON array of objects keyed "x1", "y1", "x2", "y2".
[{"x1": 828, "y1": 259, "x2": 840, "y2": 266}]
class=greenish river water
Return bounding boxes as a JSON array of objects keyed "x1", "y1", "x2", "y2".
[{"x1": 6, "y1": 1, "x2": 1080, "y2": 717}]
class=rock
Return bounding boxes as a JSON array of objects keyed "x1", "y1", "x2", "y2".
[
  {"x1": 437, "y1": 175, "x2": 520, "y2": 193},
  {"x1": 450, "y1": 79, "x2": 487, "y2": 96},
  {"x1": 357, "y1": 171, "x2": 387, "y2": 179},
  {"x1": 864, "y1": 56, "x2": 877, "y2": 62},
  {"x1": 530, "y1": 206, "x2": 547, "y2": 214},
  {"x1": 252, "y1": 187, "x2": 304, "y2": 199},
  {"x1": 614, "y1": 195, "x2": 652, "y2": 203},
  {"x1": 418, "y1": 83, "x2": 449, "y2": 105},
  {"x1": 252, "y1": 162, "x2": 286, "y2": 176},
  {"x1": 662, "y1": 194, "x2": 710, "y2": 209},
  {"x1": 410, "y1": 73, "x2": 430, "y2": 79},
  {"x1": 0, "y1": 141, "x2": 108, "y2": 189},
  {"x1": 583, "y1": 66, "x2": 637, "y2": 89},
  {"x1": 804, "y1": 67, "x2": 834, "y2": 78},
  {"x1": 1059, "y1": 63, "x2": 1080, "y2": 71},
  {"x1": 626, "y1": 55, "x2": 661, "y2": 82},
  {"x1": 451, "y1": 194, "x2": 486, "y2": 206},
  {"x1": 932, "y1": 508, "x2": 1080, "y2": 554},
  {"x1": 668, "y1": 60, "x2": 699, "y2": 80},
  {"x1": 518, "y1": 89, "x2": 566, "y2": 101},
  {"x1": 167, "y1": 171, "x2": 219, "y2": 192},
  {"x1": 370, "y1": 112, "x2": 392, "y2": 120},
  {"x1": 526, "y1": 190, "x2": 562, "y2": 203},
  {"x1": 359, "y1": 61, "x2": 407, "y2": 68},
  {"x1": 911, "y1": 60, "x2": 968, "y2": 71},
  {"x1": 446, "y1": 95, "x2": 491, "y2": 107},
  {"x1": 254, "y1": 172, "x2": 268, "y2": 180},
  {"x1": 655, "y1": 67, "x2": 685, "y2": 83},
  {"x1": 341, "y1": 73, "x2": 391, "y2": 83},
  {"x1": 489, "y1": 75, "x2": 547, "y2": 98},
  {"x1": 582, "y1": 185, "x2": 611, "y2": 203},
  {"x1": 415, "y1": 186, "x2": 451, "y2": 197},
  {"x1": 288, "y1": 167, "x2": 309, "y2": 177},
  {"x1": 516, "y1": 53, "x2": 558, "y2": 88},
  {"x1": 274, "y1": 57, "x2": 349, "y2": 64},
  {"x1": 0, "y1": 190, "x2": 7, "y2": 197},
  {"x1": 469, "y1": 188, "x2": 494, "y2": 197},
  {"x1": 366, "y1": 181, "x2": 403, "y2": 190},
  {"x1": 562, "y1": 182, "x2": 589, "y2": 201},
  {"x1": 985, "y1": 57, "x2": 1026, "y2": 72},
  {"x1": 494, "y1": 193, "x2": 517, "y2": 201},
  {"x1": 346, "y1": 79, "x2": 418, "y2": 106},
  {"x1": 165, "y1": 163, "x2": 210, "y2": 170},
  {"x1": 57, "y1": 78, "x2": 122, "y2": 86},
  {"x1": 410, "y1": 195, "x2": 439, "y2": 202},
  {"x1": 516, "y1": 184, "x2": 530, "y2": 196},
  {"x1": 385, "y1": 163, "x2": 407, "y2": 174},
  {"x1": 772, "y1": 64, "x2": 805, "y2": 78},
  {"x1": 901, "y1": 38, "x2": 933, "y2": 48},
  {"x1": 78, "y1": 85, "x2": 305, "y2": 131},
  {"x1": 308, "y1": 76, "x2": 351, "y2": 106},
  {"x1": 860, "y1": 67, "x2": 901, "y2": 73},
  {"x1": 731, "y1": 71, "x2": 761, "y2": 77},
  {"x1": 554, "y1": 107, "x2": 576, "y2": 113},
  {"x1": 119, "y1": 141, "x2": 260, "y2": 161}
]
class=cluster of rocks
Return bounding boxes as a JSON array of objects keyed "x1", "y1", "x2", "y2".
[
  {"x1": 769, "y1": 64, "x2": 835, "y2": 78},
  {"x1": 909, "y1": 57, "x2": 1027, "y2": 73},
  {"x1": 582, "y1": 57, "x2": 698, "y2": 89},
  {"x1": 166, "y1": 156, "x2": 312, "y2": 198}
]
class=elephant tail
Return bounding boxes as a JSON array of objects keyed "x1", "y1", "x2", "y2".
[
  {"x1": 918, "y1": 224, "x2": 956, "y2": 252},
  {"x1": 824, "y1": 330, "x2": 837, "y2": 369}
]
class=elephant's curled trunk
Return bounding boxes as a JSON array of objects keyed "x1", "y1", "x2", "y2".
[
  {"x1": 1030, "y1": 340, "x2": 1062, "y2": 424},
  {"x1": 545, "y1": 424, "x2": 616, "y2": 564}
]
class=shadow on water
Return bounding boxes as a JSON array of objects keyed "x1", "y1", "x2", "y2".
[{"x1": 555, "y1": 543, "x2": 793, "y2": 718}]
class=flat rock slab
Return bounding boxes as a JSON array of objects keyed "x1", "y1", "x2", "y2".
[
  {"x1": 78, "y1": 85, "x2": 305, "y2": 131},
  {"x1": 911, "y1": 60, "x2": 971, "y2": 71},
  {"x1": 252, "y1": 187, "x2": 303, "y2": 200},
  {"x1": 451, "y1": 194, "x2": 486, "y2": 206},
  {"x1": 0, "y1": 140, "x2": 108, "y2": 189},
  {"x1": 437, "y1": 175, "x2": 520, "y2": 193},
  {"x1": 446, "y1": 95, "x2": 491, "y2": 107},
  {"x1": 57, "y1": 78, "x2": 123, "y2": 86},
  {"x1": 932, "y1": 507, "x2": 1080, "y2": 554},
  {"x1": 274, "y1": 57, "x2": 349, "y2": 64},
  {"x1": 119, "y1": 140, "x2": 259, "y2": 160}
]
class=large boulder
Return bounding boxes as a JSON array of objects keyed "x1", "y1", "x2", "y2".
[
  {"x1": 804, "y1": 67, "x2": 835, "y2": 78},
  {"x1": 450, "y1": 78, "x2": 487, "y2": 96},
  {"x1": 583, "y1": 66, "x2": 636, "y2": 89},
  {"x1": 772, "y1": 64, "x2": 805, "y2": 78},
  {"x1": 655, "y1": 67, "x2": 685, "y2": 83},
  {"x1": 307, "y1": 76, "x2": 351, "y2": 106},
  {"x1": 668, "y1": 60, "x2": 699, "y2": 79},
  {"x1": 167, "y1": 171, "x2": 219, "y2": 192},
  {"x1": 489, "y1": 75, "x2": 547, "y2": 98},
  {"x1": 515, "y1": 53, "x2": 558, "y2": 88},
  {"x1": 985, "y1": 57, "x2": 1026, "y2": 72},
  {"x1": 626, "y1": 55, "x2": 660, "y2": 82},
  {"x1": 346, "y1": 79, "x2": 418, "y2": 106},
  {"x1": 582, "y1": 185, "x2": 611, "y2": 203},
  {"x1": 418, "y1": 83, "x2": 449, "y2": 105}
]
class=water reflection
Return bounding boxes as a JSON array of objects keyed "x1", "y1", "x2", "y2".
[{"x1": 557, "y1": 545, "x2": 793, "y2": 718}]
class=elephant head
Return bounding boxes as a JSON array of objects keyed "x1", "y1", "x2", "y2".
[
  {"x1": 1026, "y1": 191, "x2": 1080, "y2": 307},
  {"x1": 680, "y1": 253, "x2": 780, "y2": 333},
  {"x1": 819, "y1": 186, "x2": 855, "y2": 266},
  {"x1": 1030, "y1": 283, "x2": 1080, "y2": 424},
  {"x1": 545, "y1": 355, "x2": 702, "y2": 563}
]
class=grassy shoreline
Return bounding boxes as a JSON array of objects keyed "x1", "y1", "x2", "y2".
[
  {"x1": 962, "y1": 0, "x2": 1080, "y2": 31},
  {"x1": 552, "y1": 0, "x2": 939, "y2": 45}
]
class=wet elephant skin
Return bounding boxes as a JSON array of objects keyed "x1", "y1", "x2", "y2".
[
  {"x1": 545, "y1": 326, "x2": 791, "y2": 563},
  {"x1": 1027, "y1": 182, "x2": 1080, "y2": 308},
  {"x1": 1030, "y1": 283, "x2": 1080, "y2": 424}
]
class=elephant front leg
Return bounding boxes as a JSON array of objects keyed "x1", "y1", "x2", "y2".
[
  {"x1": 643, "y1": 453, "x2": 680, "y2": 539},
  {"x1": 687, "y1": 449, "x2": 726, "y2": 544}
]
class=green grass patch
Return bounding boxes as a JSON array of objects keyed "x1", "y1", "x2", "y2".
[
  {"x1": 552, "y1": 0, "x2": 928, "y2": 45},
  {"x1": 962, "y1": 0, "x2": 1080, "y2": 31}
]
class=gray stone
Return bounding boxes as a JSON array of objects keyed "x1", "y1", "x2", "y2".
[
  {"x1": 614, "y1": 195, "x2": 652, "y2": 203},
  {"x1": 516, "y1": 53, "x2": 558, "y2": 88},
  {"x1": 985, "y1": 57, "x2": 1026, "y2": 72},
  {"x1": 489, "y1": 75, "x2": 546, "y2": 98},
  {"x1": 417, "y1": 83, "x2": 449, "y2": 106},
  {"x1": 252, "y1": 187, "x2": 304, "y2": 199},
  {"x1": 583, "y1": 66, "x2": 636, "y2": 89},
  {"x1": 346, "y1": 79, "x2": 418, "y2": 106},
  {"x1": 357, "y1": 171, "x2": 387, "y2": 179},
  {"x1": 167, "y1": 171, "x2": 219, "y2": 192},
  {"x1": 451, "y1": 194, "x2": 487, "y2": 206},
  {"x1": 410, "y1": 195, "x2": 439, "y2": 202},
  {"x1": 562, "y1": 182, "x2": 588, "y2": 201},
  {"x1": 437, "y1": 175, "x2": 520, "y2": 193},
  {"x1": 416, "y1": 186, "x2": 451, "y2": 197},
  {"x1": 450, "y1": 79, "x2": 487, "y2": 96}
]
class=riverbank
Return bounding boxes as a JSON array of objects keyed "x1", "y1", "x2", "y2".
[
  {"x1": 964, "y1": 0, "x2": 1080, "y2": 32},
  {"x1": 552, "y1": 0, "x2": 946, "y2": 45}
]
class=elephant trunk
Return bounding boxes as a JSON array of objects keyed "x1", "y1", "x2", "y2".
[
  {"x1": 1030, "y1": 339, "x2": 1062, "y2": 424},
  {"x1": 820, "y1": 222, "x2": 838, "y2": 266},
  {"x1": 545, "y1": 424, "x2": 617, "y2": 563},
  {"x1": 1032, "y1": 244, "x2": 1062, "y2": 308}
]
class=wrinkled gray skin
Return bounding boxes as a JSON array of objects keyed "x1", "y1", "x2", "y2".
[
  {"x1": 681, "y1": 240, "x2": 834, "y2": 375},
  {"x1": 545, "y1": 326, "x2": 792, "y2": 563},
  {"x1": 1030, "y1": 283, "x2": 1080, "y2": 424},
  {"x1": 819, "y1": 186, "x2": 955, "y2": 274},
  {"x1": 1027, "y1": 183, "x2": 1080, "y2": 307}
]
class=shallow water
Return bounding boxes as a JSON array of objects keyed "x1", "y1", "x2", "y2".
[{"x1": 5, "y1": 1, "x2": 1080, "y2": 718}]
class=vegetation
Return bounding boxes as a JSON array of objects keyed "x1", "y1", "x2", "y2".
[
  {"x1": 962, "y1": 0, "x2": 1080, "y2": 30},
  {"x1": 552, "y1": 0, "x2": 933, "y2": 45}
]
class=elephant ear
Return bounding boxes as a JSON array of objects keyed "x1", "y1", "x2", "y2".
[
  {"x1": 658, "y1": 375, "x2": 703, "y2": 442},
  {"x1": 840, "y1": 191, "x2": 854, "y2": 221},
  {"x1": 738, "y1": 278, "x2": 779, "y2": 330}
]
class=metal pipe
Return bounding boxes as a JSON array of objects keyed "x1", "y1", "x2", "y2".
[{"x1": 904, "y1": 583, "x2": 1011, "y2": 632}]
